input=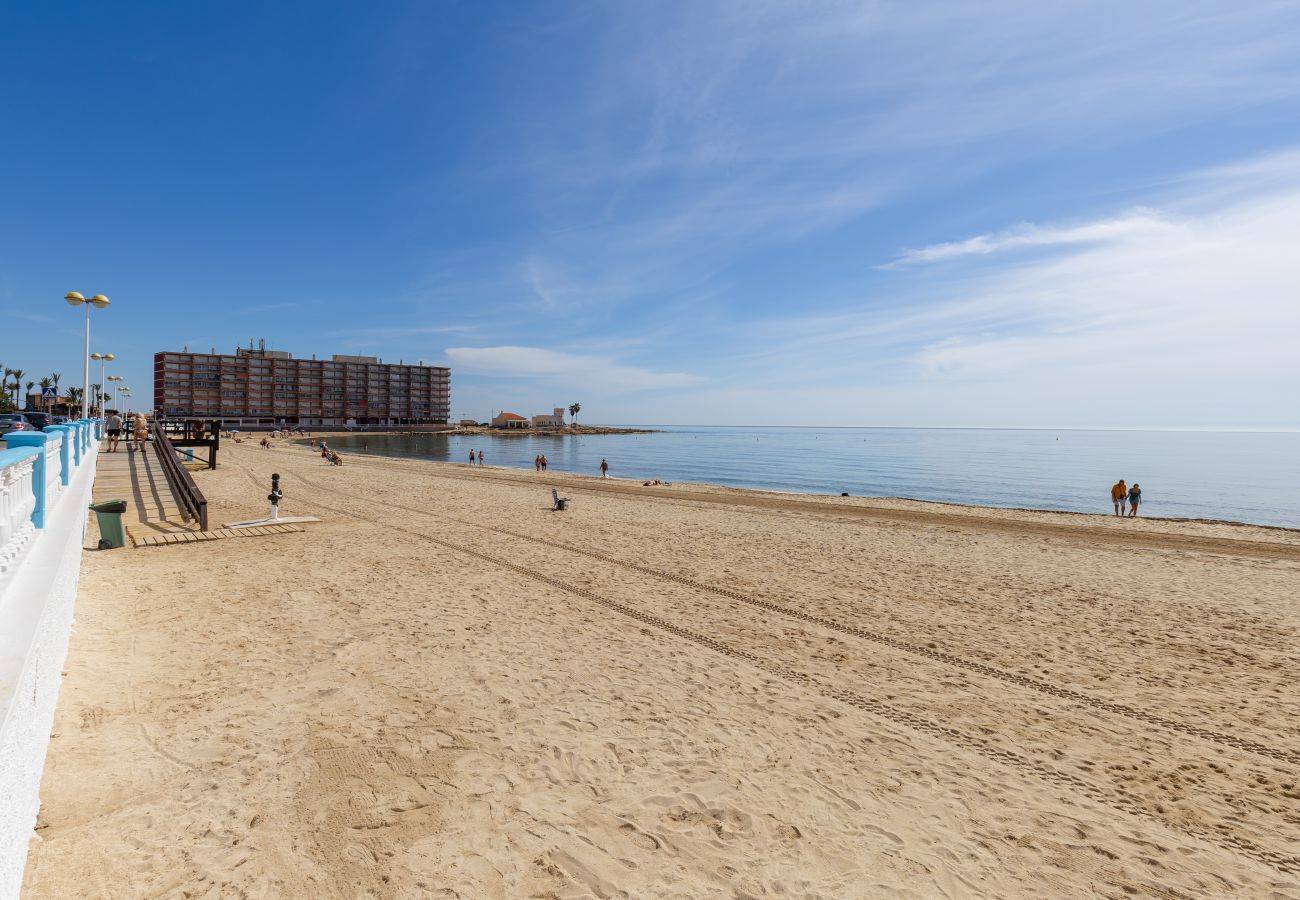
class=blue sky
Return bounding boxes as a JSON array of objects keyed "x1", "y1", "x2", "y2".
[{"x1": 2, "y1": 1, "x2": 1299, "y2": 427}]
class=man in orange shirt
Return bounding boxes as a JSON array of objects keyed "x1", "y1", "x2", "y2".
[{"x1": 1111, "y1": 479, "x2": 1127, "y2": 516}]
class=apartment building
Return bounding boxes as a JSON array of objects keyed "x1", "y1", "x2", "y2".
[{"x1": 154, "y1": 344, "x2": 450, "y2": 427}]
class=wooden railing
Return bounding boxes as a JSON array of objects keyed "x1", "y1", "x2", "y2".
[
  {"x1": 151, "y1": 421, "x2": 208, "y2": 531},
  {"x1": 156, "y1": 419, "x2": 220, "y2": 469}
]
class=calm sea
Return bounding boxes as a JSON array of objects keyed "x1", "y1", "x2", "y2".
[{"x1": 326, "y1": 427, "x2": 1300, "y2": 529}]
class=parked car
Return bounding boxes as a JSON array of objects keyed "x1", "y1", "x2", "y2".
[
  {"x1": 0, "y1": 414, "x2": 31, "y2": 436},
  {"x1": 51, "y1": 416, "x2": 70, "y2": 425},
  {"x1": 21, "y1": 412, "x2": 51, "y2": 430}
]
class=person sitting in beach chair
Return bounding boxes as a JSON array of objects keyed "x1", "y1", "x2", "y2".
[{"x1": 551, "y1": 488, "x2": 570, "y2": 511}]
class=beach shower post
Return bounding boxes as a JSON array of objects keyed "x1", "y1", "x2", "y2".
[{"x1": 268, "y1": 473, "x2": 283, "y2": 521}]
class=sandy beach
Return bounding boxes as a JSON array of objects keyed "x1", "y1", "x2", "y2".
[{"x1": 21, "y1": 440, "x2": 1300, "y2": 898}]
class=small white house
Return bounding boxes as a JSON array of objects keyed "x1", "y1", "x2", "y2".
[
  {"x1": 491, "y1": 412, "x2": 528, "y2": 429},
  {"x1": 532, "y1": 407, "x2": 566, "y2": 427}
]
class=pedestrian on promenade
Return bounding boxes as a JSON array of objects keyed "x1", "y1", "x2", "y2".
[
  {"x1": 600, "y1": 458, "x2": 609, "y2": 478},
  {"x1": 105, "y1": 411, "x2": 123, "y2": 452},
  {"x1": 1111, "y1": 479, "x2": 1127, "y2": 516},
  {"x1": 132, "y1": 412, "x2": 148, "y2": 453},
  {"x1": 1128, "y1": 483, "x2": 1142, "y2": 517}
]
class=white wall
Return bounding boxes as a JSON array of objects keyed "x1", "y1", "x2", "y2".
[{"x1": 0, "y1": 440, "x2": 97, "y2": 899}]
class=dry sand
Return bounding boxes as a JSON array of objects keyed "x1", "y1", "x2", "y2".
[{"x1": 21, "y1": 440, "x2": 1300, "y2": 898}]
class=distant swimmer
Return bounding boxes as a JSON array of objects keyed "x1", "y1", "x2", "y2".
[
  {"x1": 1128, "y1": 483, "x2": 1142, "y2": 517},
  {"x1": 1111, "y1": 479, "x2": 1127, "y2": 516}
]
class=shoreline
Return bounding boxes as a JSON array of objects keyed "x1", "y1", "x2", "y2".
[{"x1": 298, "y1": 439, "x2": 1300, "y2": 537}]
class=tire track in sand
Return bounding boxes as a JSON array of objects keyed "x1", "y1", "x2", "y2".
[
  {"x1": 245, "y1": 462, "x2": 1300, "y2": 877},
  {"x1": 283, "y1": 463, "x2": 1300, "y2": 770}
]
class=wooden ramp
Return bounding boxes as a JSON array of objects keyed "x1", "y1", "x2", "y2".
[
  {"x1": 91, "y1": 442, "x2": 308, "y2": 548},
  {"x1": 92, "y1": 445, "x2": 194, "y2": 541},
  {"x1": 134, "y1": 523, "x2": 304, "y2": 547}
]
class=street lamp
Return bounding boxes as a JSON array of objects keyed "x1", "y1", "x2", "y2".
[
  {"x1": 106, "y1": 374, "x2": 124, "y2": 412},
  {"x1": 64, "y1": 292, "x2": 110, "y2": 419},
  {"x1": 90, "y1": 352, "x2": 115, "y2": 416},
  {"x1": 118, "y1": 388, "x2": 133, "y2": 415}
]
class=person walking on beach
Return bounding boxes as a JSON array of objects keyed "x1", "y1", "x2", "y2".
[
  {"x1": 477, "y1": 449, "x2": 484, "y2": 466},
  {"x1": 1128, "y1": 483, "x2": 1142, "y2": 517},
  {"x1": 469, "y1": 449, "x2": 475, "y2": 465},
  {"x1": 600, "y1": 458, "x2": 609, "y2": 478},
  {"x1": 535, "y1": 454, "x2": 541, "y2": 472},
  {"x1": 1111, "y1": 479, "x2": 1127, "y2": 516},
  {"x1": 105, "y1": 412, "x2": 123, "y2": 452},
  {"x1": 540, "y1": 454, "x2": 548, "y2": 471}
]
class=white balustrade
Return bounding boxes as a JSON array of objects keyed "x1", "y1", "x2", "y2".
[
  {"x1": 43, "y1": 434, "x2": 63, "y2": 510},
  {"x1": 0, "y1": 454, "x2": 38, "y2": 578}
]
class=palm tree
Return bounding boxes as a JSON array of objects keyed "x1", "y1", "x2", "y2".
[
  {"x1": 66, "y1": 386, "x2": 83, "y2": 415},
  {"x1": 568, "y1": 402, "x2": 581, "y2": 428},
  {"x1": 25, "y1": 381, "x2": 34, "y2": 411},
  {"x1": 9, "y1": 369, "x2": 25, "y2": 406}
]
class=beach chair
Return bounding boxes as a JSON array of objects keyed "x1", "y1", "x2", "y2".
[{"x1": 551, "y1": 488, "x2": 570, "y2": 511}]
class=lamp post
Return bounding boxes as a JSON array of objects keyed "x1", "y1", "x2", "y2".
[
  {"x1": 90, "y1": 352, "x2": 115, "y2": 416},
  {"x1": 64, "y1": 292, "x2": 110, "y2": 419},
  {"x1": 106, "y1": 374, "x2": 124, "y2": 412},
  {"x1": 118, "y1": 388, "x2": 132, "y2": 415}
]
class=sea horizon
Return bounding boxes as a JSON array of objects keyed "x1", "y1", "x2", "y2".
[{"x1": 593, "y1": 423, "x2": 1300, "y2": 434}]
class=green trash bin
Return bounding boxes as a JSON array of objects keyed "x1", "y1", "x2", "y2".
[{"x1": 89, "y1": 499, "x2": 129, "y2": 550}]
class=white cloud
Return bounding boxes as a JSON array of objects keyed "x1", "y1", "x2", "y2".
[
  {"x1": 682, "y1": 147, "x2": 1300, "y2": 426},
  {"x1": 474, "y1": 1, "x2": 1300, "y2": 316},
  {"x1": 444, "y1": 346, "x2": 702, "y2": 391},
  {"x1": 885, "y1": 208, "x2": 1175, "y2": 267}
]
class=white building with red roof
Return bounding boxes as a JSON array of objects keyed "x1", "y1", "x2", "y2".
[{"x1": 490, "y1": 411, "x2": 528, "y2": 429}]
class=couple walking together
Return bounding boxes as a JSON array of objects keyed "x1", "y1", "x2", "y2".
[
  {"x1": 104, "y1": 412, "x2": 147, "y2": 453},
  {"x1": 1110, "y1": 479, "x2": 1143, "y2": 517}
]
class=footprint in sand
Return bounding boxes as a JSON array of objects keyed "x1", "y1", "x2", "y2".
[{"x1": 619, "y1": 822, "x2": 661, "y2": 851}]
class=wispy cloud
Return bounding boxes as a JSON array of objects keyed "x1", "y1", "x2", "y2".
[
  {"x1": 883, "y1": 208, "x2": 1175, "y2": 267},
  {"x1": 702, "y1": 147, "x2": 1300, "y2": 425},
  {"x1": 324, "y1": 324, "x2": 475, "y2": 340},
  {"x1": 464, "y1": 1, "x2": 1300, "y2": 324},
  {"x1": 445, "y1": 346, "x2": 701, "y2": 391}
]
